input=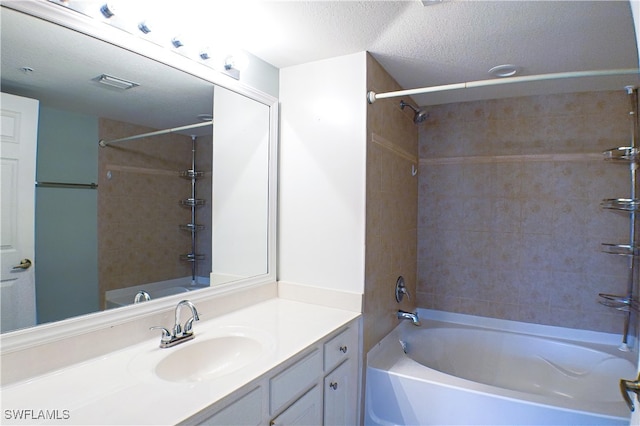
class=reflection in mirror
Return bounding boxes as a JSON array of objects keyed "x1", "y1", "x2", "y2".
[
  {"x1": 0, "y1": 6, "x2": 272, "y2": 333},
  {"x1": 97, "y1": 120, "x2": 213, "y2": 312}
]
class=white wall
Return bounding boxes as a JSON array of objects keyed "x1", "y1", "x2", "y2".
[
  {"x1": 278, "y1": 52, "x2": 367, "y2": 294},
  {"x1": 212, "y1": 86, "x2": 270, "y2": 281}
]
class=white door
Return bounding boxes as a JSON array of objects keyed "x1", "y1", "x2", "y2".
[{"x1": 1, "y1": 92, "x2": 38, "y2": 333}]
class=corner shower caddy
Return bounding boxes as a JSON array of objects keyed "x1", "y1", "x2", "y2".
[
  {"x1": 179, "y1": 135, "x2": 205, "y2": 284},
  {"x1": 598, "y1": 87, "x2": 640, "y2": 350},
  {"x1": 99, "y1": 121, "x2": 211, "y2": 287}
]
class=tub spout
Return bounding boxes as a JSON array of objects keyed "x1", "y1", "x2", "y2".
[
  {"x1": 133, "y1": 290, "x2": 150, "y2": 304},
  {"x1": 397, "y1": 310, "x2": 420, "y2": 326}
]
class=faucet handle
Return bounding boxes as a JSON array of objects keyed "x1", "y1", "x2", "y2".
[
  {"x1": 172, "y1": 323, "x2": 182, "y2": 337},
  {"x1": 150, "y1": 326, "x2": 172, "y2": 343},
  {"x1": 395, "y1": 276, "x2": 411, "y2": 302},
  {"x1": 184, "y1": 316, "x2": 199, "y2": 335},
  {"x1": 401, "y1": 287, "x2": 411, "y2": 300}
]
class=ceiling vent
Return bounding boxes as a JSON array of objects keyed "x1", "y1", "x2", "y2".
[{"x1": 95, "y1": 74, "x2": 139, "y2": 90}]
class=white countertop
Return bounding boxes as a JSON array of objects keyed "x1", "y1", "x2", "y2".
[{"x1": 0, "y1": 298, "x2": 360, "y2": 425}]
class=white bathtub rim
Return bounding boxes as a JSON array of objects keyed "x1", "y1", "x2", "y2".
[
  {"x1": 105, "y1": 276, "x2": 210, "y2": 308},
  {"x1": 367, "y1": 312, "x2": 635, "y2": 421},
  {"x1": 418, "y1": 308, "x2": 634, "y2": 348}
]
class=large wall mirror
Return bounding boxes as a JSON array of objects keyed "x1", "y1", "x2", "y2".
[{"x1": 0, "y1": 3, "x2": 277, "y2": 334}]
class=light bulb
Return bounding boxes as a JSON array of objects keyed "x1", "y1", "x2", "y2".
[
  {"x1": 199, "y1": 48, "x2": 211, "y2": 60},
  {"x1": 138, "y1": 21, "x2": 152, "y2": 34},
  {"x1": 100, "y1": 2, "x2": 116, "y2": 18},
  {"x1": 171, "y1": 36, "x2": 184, "y2": 48}
]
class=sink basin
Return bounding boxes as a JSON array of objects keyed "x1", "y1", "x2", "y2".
[{"x1": 154, "y1": 336, "x2": 263, "y2": 383}]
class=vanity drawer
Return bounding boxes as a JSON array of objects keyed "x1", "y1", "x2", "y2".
[
  {"x1": 323, "y1": 325, "x2": 357, "y2": 372},
  {"x1": 269, "y1": 349, "x2": 322, "y2": 414}
]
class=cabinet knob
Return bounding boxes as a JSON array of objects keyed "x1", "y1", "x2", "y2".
[
  {"x1": 329, "y1": 381, "x2": 338, "y2": 390},
  {"x1": 339, "y1": 345, "x2": 348, "y2": 353}
]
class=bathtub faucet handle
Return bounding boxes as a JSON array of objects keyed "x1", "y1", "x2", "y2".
[
  {"x1": 401, "y1": 287, "x2": 411, "y2": 300},
  {"x1": 620, "y1": 374, "x2": 640, "y2": 412},
  {"x1": 395, "y1": 276, "x2": 411, "y2": 303}
]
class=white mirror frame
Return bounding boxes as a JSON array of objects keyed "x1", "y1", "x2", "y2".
[{"x1": 0, "y1": 0, "x2": 278, "y2": 351}]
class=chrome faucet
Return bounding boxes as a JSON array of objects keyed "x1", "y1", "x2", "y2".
[
  {"x1": 397, "y1": 310, "x2": 420, "y2": 326},
  {"x1": 173, "y1": 299, "x2": 199, "y2": 337},
  {"x1": 150, "y1": 299, "x2": 200, "y2": 348}
]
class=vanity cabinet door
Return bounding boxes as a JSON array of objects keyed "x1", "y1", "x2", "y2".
[
  {"x1": 270, "y1": 386, "x2": 322, "y2": 426},
  {"x1": 269, "y1": 349, "x2": 322, "y2": 414},
  {"x1": 323, "y1": 358, "x2": 357, "y2": 426},
  {"x1": 198, "y1": 387, "x2": 263, "y2": 426}
]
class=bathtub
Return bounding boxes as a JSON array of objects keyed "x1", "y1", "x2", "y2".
[{"x1": 365, "y1": 309, "x2": 637, "y2": 425}]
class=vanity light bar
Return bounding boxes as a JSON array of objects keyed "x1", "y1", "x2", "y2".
[{"x1": 55, "y1": 1, "x2": 246, "y2": 80}]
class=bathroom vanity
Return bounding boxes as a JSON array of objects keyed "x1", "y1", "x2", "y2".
[
  {"x1": 190, "y1": 307, "x2": 359, "y2": 425},
  {"x1": 1, "y1": 296, "x2": 361, "y2": 425},
  {"x1": 0, "y1": 3, "x2": 362, "y2": 424}
]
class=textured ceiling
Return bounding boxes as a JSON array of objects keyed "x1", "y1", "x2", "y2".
[
  {"x1": 1, "y1": 7, "x2": 214, "y2": 135},
  {"x1": 2, "y1": 0, "x2": 639, "y2": 129},
  {"x1": 242, "y1": 0, "x2": 640, "y2": 105}
]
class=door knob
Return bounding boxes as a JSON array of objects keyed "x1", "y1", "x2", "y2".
[
  {"x1": 620, "y1": 373, "x2": 640, "y2": 412},
  {"x1": 12, "y1": 259, "x2": 32, "y2": 270}
]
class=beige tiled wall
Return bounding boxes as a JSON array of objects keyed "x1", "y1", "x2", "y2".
[
  {"x1": 98, "y1": 119, "x2": 212, "y2": 307},
  {"x1": 365, "y1": 54, "x2": 418, "y2": 353},
  {"x1": 417, "y1": 91, "x2": 633, "y2": 333},
  {"x1": 195, "y1": 135, "x2": 213, "y2": 279}
]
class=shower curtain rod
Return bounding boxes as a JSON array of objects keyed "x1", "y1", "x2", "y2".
[
  {"x1": 99, "y1": 121, "x2": 212, "y2": 147},
  {"x1": 366, "y1": 68, "x2": 639, "y2": 104}
]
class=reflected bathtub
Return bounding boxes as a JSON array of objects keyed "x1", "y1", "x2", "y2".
[
  {"x1": 105, "y1": 277, "x2": 209, "y2": 308},
  {"x1": 365, "y1": 310, "x2": 636, "y2": 425}
]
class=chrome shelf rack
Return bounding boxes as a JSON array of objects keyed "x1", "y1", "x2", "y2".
[
  {"x1": 598, "y1": 87, "x2": 640, "y2": 351},
  {"x1": 179, "y1": 136, "x2": 205, "y2": 284}
]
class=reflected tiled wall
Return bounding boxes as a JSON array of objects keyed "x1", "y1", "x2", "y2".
[
  {"x1": 195, "y1": 135, "x2": 213, "y2": 279},
  {"x1": 98, "y1": 119, "x2": 212, "y2": 307},
  {"x1": 416, "y1": 91, "x2": 633, "y2": 333},
  {"x1": 365, "y1": 54, "x2": 418, "y2": 353}
]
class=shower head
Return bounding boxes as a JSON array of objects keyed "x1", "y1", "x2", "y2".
[{"x1": 400, "y1": 100, "x2": 428, "y2": 124}]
